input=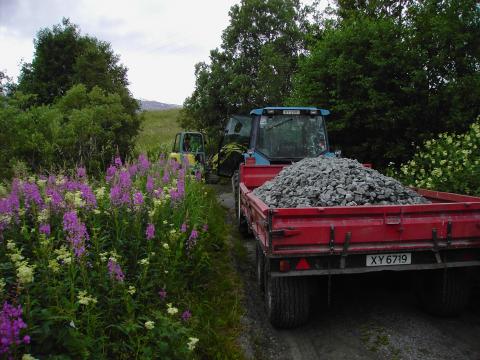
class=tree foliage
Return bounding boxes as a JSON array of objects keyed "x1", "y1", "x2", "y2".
[
  {"x1": 181, "y1": 0, "x2": 308, "y2": 139},
  {"x1": 0, "y1": 85, "x2": 141, "y2": 177},
  {"x1": 290, "y1": 0, "x2": 480, "y2": 168},
  {"x1": 17, "y1": 18, "x2": 139, "y2": 116}
]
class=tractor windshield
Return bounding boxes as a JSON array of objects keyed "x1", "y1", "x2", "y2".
[
  {"x1": 256, "y1": 115, "x2": 327, "y2": 159},
  {"x1": 184, "y1": 133, "x2": 204, "y2": 153}
]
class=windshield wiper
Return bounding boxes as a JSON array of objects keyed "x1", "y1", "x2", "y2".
[{"x1": 265, "y1": 118, "x2": 293, "y2": 131}]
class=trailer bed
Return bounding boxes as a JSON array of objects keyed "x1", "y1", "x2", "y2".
[{"x1": 239, "y1": 164, "x2": 480, "y2": 275}]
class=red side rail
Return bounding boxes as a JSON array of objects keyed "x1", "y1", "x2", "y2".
[{"x1": 239, "y1": 164, "x2": 480, "y2": 257}]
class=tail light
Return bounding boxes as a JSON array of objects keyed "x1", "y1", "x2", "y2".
[
  {"x1": 279, "y1": 260, "x2": 291, "y2": 272},
  {"x1": 296, "y1": 258, "x2": 311, "y2": 271}
]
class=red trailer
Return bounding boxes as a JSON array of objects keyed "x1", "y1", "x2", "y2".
[{"x1": 239, "y1": 163, "x2": 480, "y2": 328}]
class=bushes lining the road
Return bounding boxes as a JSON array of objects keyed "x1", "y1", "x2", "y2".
[{"x1": 390, "y1": 117, "x2": 480, "y2": 196}]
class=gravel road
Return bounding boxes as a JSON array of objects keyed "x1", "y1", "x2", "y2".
[{"x1": 214, "y1": 185, "x2": 480, "y2": 360}]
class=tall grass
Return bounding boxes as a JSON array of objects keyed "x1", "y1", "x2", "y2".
[{"x1": 136, "y1": 109, "x2": 182, "y2": 155}]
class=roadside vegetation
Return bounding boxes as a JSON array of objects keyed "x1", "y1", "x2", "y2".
[
  {"x1": 390, "y1": 117, "x2": 480, "y2": 196},
  {"x1": 0, "y1": 155, "x2": 243, "y2": 358},
  {"x1": 0, "y1": 17, "x2": 244, "y2": 359}
]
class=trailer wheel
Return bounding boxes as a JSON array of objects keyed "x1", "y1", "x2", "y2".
[
  {"x1": 256, "y1": 244, "x2": 265, "y2": 292},
  {"x1": 417, "y1": 268, "x2": 471, "y2": 316},
  {"x1": 265, "y1": 271, "x2": 310, "y2": 328}
]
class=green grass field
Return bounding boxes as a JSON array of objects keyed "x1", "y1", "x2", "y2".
[{"x1": 136, "y1": 108, "x2": 182, "y2": 153}]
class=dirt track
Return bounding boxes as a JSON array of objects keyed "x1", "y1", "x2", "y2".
[{"x1": 214, "y1": 185, "x2": 480, "y2": 360}]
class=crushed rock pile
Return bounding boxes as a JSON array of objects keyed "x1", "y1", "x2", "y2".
[{"x1": 253, "y1": 157, "x2": 430, "y2": 208}]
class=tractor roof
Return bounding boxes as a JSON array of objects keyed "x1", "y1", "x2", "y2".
[{"x1": 250, "y1": 107, "x2": 330, "y2": 116}]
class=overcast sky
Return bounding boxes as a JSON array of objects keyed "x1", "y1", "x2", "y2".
[{"x1": 0, "y1": 0, "x2": 245, "y2": 105}]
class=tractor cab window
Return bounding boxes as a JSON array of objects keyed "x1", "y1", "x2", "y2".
[
  {"x1": 183, "y1": 133, "x2": 204, "y2": 153},
  {"x1": 256, "y1": 115, "x2": 327, "y2": 159},
  {"x1": 223, "y1": 116, "x2": 251, "y2": 147}
]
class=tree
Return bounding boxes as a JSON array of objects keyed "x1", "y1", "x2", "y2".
[
  {"x1": 181, "y1": 0, "x2": 309, "y2": 139},
  {"x1": 17, "y1": 18, "x2": 139, "y2": 116},
  {"x1": 0, "y1": 85, "x2": 141, "y2": 177},
  {"x1": 290, "y1": 0, "x2": 480, "y2": 168}
]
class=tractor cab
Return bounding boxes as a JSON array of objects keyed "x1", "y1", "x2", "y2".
[
  {"x1": 170, "y1": 131, "x2": 206, "y2": 169},
  {"x1": 215, "y1": 107, "x2": 332, "y2": 177}
]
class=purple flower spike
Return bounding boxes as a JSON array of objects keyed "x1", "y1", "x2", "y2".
[
  {"x1": 180, "y1": 223, "x2": 187, "y2": 233},
  {"x1": 0, "y1": 301, "x2": 29, "y2": 355},
  {"x1": 202, "y1": 224, "x2": 208, "y2": 232},
  {"x1": 39, "y1": 223, "x2": 51, "y2": 236},
  {"x1": 114, "y1": 156, "x2": 123, "y2": 167},
  {"x1": 138, "y1": 154, "x2": 150, "y2": 173},
  {"x1": 63, "y1": 211, "x2": 89, "y2": 257},
  {"x1": 181, "y1": 310, "x2": 192, "y2": 322},
  {"x1": 158, "y1": 288, "x2": 167, "y2": 299},
  {"x1": 107, "y1": 259, "x2": 125, "y2": 282},
  {"x1": 189, "y1": 229, "x2": 198, "y2": 240},
  {"x1": 76, "y1": 166, "x2": 86, "y2": 179},
  {"x1": 133, "y1": 191, "x2": 144, "y2": 206},
  {"x1": 146, "y1": 223, "x2": 155, "y2": 240},
  {"x1": 106, "y1": 165, "x2": 116, "y2": 182},
  {"x1": 146, "y1": 176, "x2": 154, "y2": 193},
  {"x1": 195, "y1": 170, "x2": 202, "y2": 181},
  {"x1": 162, "y1": 172, "x2": 170, "y2": 184}
]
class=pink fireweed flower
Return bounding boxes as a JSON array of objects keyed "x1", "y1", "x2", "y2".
[
  {"x1": 119, "y1": 170, "x2": 132, "y2": 189},
  {"x1": 180, "y1": 223, "x2": 187, "y2": 233},
  {"x1": 0, "y1": 301, "x2": 29, "y2": 355},
  {"x1": 158, "y1": 288, "x2": 167, "y2": 299},
  {"x1": 146, "y1": 223, "x2": 155, "y2": 240},
  {"x1": 23, "y1": 182, "x2": 44, "y2": 209},
  {"x1": 189, "y1": 229, "x2": 198, "y2": 240},
  {"x1": 63, "y1": 211, "x2": 89, "y2": 257},
  {"x1": 195, "y1": 170, "x2": 202, "y2": 181},
  {"x1": 177, "y1": 180, "x2": 185, "y2": 197},
  {"x1": 128, "y1": 164, "x2": 138, "y2": 177},
  {"x1": 146, "y1": 176, "x2": 154, "y2": 193},
  {"x1": 107, "y1": 259, "x2": 125, "y2": 282},
  {"x1": 181, "y1": 310, "x2": 192, "y2": 322},
  {"x1": 76, "y1": 166, "x2": 86, "y2": 179},
  {"x1": 46, "y1": 188, "x2": 63, "y2": 210},
  {"x1": 186, "y1": 229, "x2": 199, "y2": 253},
  {"x1": 133, "y1": 191, "x2": 144, "y2": 207},
  {"x1": 114, "y1": 156, "x2": 123, "y2": 168},
  {"x1": 138, "y1": 154, "x2": 150, "y2": 173},
  {"x1": 202, "y1": 224, "x2": 208, "y2": 232},
  {"x1": 106, "y1": 165, "x2": 116, "y2": 182},
  {"x1": 39, "y1": 223, "x2": 51, "y2": 236},
  {"x1": 162, "y1": 171, "x2": 170, "y2": 184},
  {"x1": 79, "y1": 183, "x2": 97, "y2": 209}
]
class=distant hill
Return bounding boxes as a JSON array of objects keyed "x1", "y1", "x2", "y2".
[{"x1": 139, "y1": 99, "x2": 181, "y2": 111}]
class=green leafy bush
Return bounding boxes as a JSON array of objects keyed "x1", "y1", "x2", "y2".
[
  {"x1": 0, "y1": 85, "x2": 142, "y2": 178},
  {"x1": 390, "y1": 117, "x2": 480, "y2": 195}
]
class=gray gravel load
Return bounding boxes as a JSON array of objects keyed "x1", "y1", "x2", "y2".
[{"x1": 253, "y1": 157, "x2": 430, "y2": 208}]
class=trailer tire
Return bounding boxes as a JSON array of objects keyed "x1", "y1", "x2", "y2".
[
  {"x1": 256, "y1": 245, "x2": 265, "y2": 292},
  {"x1": 417, "y1": 268, "x2": 471, "y2": 316},
  {"x1": 265, "y1": 273, "x2": 310, "y2": 329}
]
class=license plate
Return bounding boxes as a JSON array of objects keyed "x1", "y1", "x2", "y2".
[{"x1": 366, "y1": 253, "x2": 411, "y2": 267}]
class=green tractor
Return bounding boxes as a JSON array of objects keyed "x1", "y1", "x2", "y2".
[{"x1": 169, "y1": 131, "x2": 218, "y2": 182}]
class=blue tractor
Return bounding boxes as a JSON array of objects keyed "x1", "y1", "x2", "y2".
[{"x1": 213, "y1": 107, "x2": 333, "y2": 232}]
